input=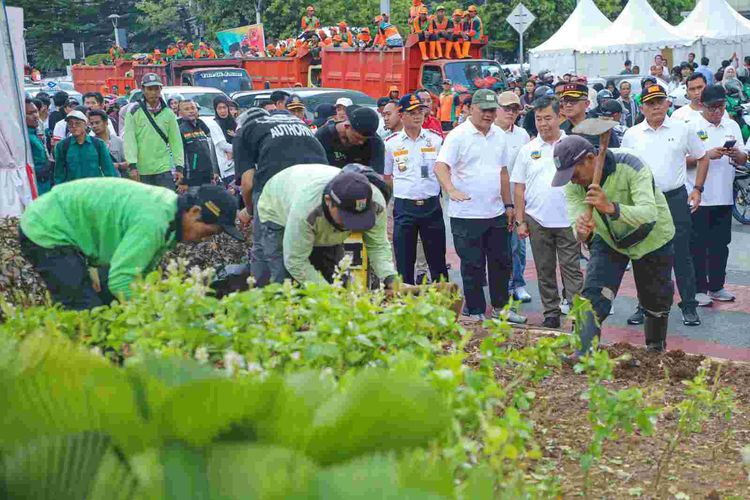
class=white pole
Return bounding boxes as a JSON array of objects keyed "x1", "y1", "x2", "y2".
[
  {"x1": 519, "y1": 32, "x2": 523, "y2": 65},
  {"x1": 114, "y1": 27, "x2": 120, "y2": 47}
]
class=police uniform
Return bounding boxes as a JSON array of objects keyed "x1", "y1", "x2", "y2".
[{"x1": 384, "y1": 95, "x2": 448, "y2": 284}]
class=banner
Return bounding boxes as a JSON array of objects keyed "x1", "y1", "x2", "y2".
[{"x1": 216, "y1": 24, "x2": 265, "y2": 56}]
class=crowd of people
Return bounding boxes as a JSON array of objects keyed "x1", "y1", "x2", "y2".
[{"x1": 19, "y1": 47, "x2": 750, "y2": 358}]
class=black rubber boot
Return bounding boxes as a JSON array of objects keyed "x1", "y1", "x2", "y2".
[
  {"x1": 577, "y1": 310, "x2": 601, "y2": 354},
  {"x1": 644, "y1": 314, "x2": 668, "y2": 353}
]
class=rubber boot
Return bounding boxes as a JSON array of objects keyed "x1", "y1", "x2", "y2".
[
  {"x1": 577, "y1": 310, "x2": 601, "y2": 355},
  {"x1": 462, "y1": 41, "x2": 471, "y2": 58},
  {"x1": 436, "y1": 41, "x2": 443, "y2": 59},
  {"x1": 419, "y1": 41, "x2": 429, "y2": 61},
  {"x1": 644, "y1": 314, "x2": 669, "y2": 352},
  {"x1": 445, "y1": 42, "x2": 454, "y2": 59},
  {"x1": 429, "y1": 41, "x2": 437, "y2": 59}
]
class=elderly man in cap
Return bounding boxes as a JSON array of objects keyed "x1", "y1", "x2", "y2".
[
  {"x1": 689, "y1": 85, "x2": 746, "y2": 305},
  {"x1": 621, "y1": 83, "x2": 708, "y2": 326},
  {"x1": 53, "y1": 109, "x2": 118, "y2": 185},
  {"x1": 256, "y1": 165, "x2": 397, "y2": 285},
  {"x1": 552, "y1": 135, "x2": 675, "y2": 355},
  {"x1": 19, "y1": 179, "x2": 242, "y2": 309},
  {"x1": 435, "y1": 89, "x2": 526, "y2": 324},
  {"x1": 384, "y1": 93, "x2": 448, "y2": 284},
  {"x1": 315, "y1": 105, "x2": 386, "y2": 174},
  {"x1": 124, "y1": 72, "x2": 184, "y2": 189},
  {"x1": 560, "y1": 82, "x2": 620, "y2": 148}
]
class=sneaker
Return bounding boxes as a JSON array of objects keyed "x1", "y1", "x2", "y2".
[
  {"x1": 626, "y1": 261, "x2": 632, "y2": 271},
  {"x1": 609, "y1": 304, "x2": 615, "y2": 316},
  {"x1": 681, "y1": 307, "x2": 701, "y2": 326},
  {"x1": 461, "y1": 312, "x2": 486, "y2": 323},
  {"x1": 492, "y1": 307, "x2": 527, "y2": 324},
  {"x1": 709, "y1": 288, "x2": 735, "y2": 302},
  {"x1": 542, "y1": 316, "x2": 561, "y2": 329},
  {"x1": 560, "y1": 298, "x2": 571, "y2": 315},
  {"x1": 513, "y1": 286, "x2": 532, "y2": 303},
  {"x1": 695, "y1": 292, "x2": 713, "y2": 307},
  {"x1": 627, "y1": 306, "x2": 644, "y2": 325},
  {"x1": 415, "y1": 272, "x2": 429, "y2": 285}
]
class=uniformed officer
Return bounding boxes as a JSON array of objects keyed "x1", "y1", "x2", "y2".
[
  {"x1": 559, "y1": 83, "x2": 621, "y2": 148},
  {"x1": 384, "y1": 94, "x2": 448, "y2": 284}
]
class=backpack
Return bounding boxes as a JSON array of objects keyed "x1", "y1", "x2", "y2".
[{"x1": 52, "y1": 136, "x2": 110, "y2": 185}]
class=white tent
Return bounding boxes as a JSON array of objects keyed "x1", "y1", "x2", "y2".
[
  {"x1": 578, "y1": 0, "x2": 696, "y2": 76},
  {"x1": 528, "y1": 0, "x2": 613, "y2": 76},
  {"x1": 0, "y1": 5, "x2": 35, "y2": 217},
  {"x1": 673, "y1": 0, "x2": 750, "y2": 67}
]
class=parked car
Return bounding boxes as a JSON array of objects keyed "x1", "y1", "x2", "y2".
[{"x1": 231, "y1": 88, "x2": 376, "y2": 121}]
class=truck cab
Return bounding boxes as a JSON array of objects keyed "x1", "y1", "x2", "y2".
[
  {"x1": 419, "y1": 59, "x2": 506, "y2": 96},
  {"x1": 179, "y1": 67, "x2": 252, "y2": 94}
]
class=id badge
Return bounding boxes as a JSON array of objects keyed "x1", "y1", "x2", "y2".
[{"x1": 421, "y1": 161, "x2": 429, "y2": 179}]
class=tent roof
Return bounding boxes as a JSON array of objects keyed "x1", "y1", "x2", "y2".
[
  {"x1": 584, "y1": 0, "x2": 695, "y2": 53},
  {"x1": 678, "y1": 0, "x2": 750, "y2": 41},
  {"x1": 530, "y1": 0, "x2": 612, "y2": 54}
]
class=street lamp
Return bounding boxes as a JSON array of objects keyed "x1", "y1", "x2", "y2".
[{"x1": 108, "y1": 14, "x2": 121, "y2": 47}]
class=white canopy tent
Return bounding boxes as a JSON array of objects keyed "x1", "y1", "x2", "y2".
[
  {"x1": 579, "y1": 0, "x2": 696, "y2": 76},
  {"x1": 673, "y1": 0, "x2": 750, "y2": 67},
  {"x1": 0, "y1": 5, "x2": 35, "y2": 217},
  {"x1": 528, "y1": 0, "x2": 613, "y2": 76}
]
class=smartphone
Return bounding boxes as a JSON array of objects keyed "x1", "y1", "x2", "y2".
[{"x1": 723, "y1": 139, "x2": 737, "y2": 149}]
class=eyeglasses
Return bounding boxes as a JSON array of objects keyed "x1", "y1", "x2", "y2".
[
  {"x1": 560, "y1": 99, "x2": 583, "y2": 106},
  {"x1": 501, "y1": 105, "x2": 521, "y2": 112},
  {"x1": 705, "y1": 103, "x2": 725, "y2": 113}
]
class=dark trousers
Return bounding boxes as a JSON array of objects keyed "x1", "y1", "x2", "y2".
[
  {"x1": 393, "y1": 197, "x2": 448, "y2": 284},
  {"x1": 664, "y1": 186, "x2": 697, "y2": 309},
  {"x1": 19, "y1": 230, "x2": 113, "y2": 310},
  {"x1": 690, "y1": 205, "x2": 733, "y2": 293},
  {"x1": 450, "y1": 215, "x2": 511, "y2": 315},
  {"x1": 141, "y1": 171, "x2": 176, "y2": 190},
  {"x1": 441, "y1": 121, "x2": 454, "y2": 132},
  {"x1": 250, "y1": 190, "x2": 271, "y2": 286},
  {"x1": 580, "y1": 236, "x2": 674, "y2": 351},
  {"x1": 256, "y1": 218, "x2": 344, "y2": 285}
]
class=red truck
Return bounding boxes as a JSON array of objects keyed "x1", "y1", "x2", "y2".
[{"x1": 73, "y1": 36, "x2": 505, "y2": 98}]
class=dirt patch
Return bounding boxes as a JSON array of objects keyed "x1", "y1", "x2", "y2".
[{"x1": 466, "y1": 326, "x2": 750, "y2": 498}]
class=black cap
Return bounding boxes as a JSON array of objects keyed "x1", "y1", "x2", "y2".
[
  {"x1": 701, "y1": 84, "x2": 726, "y2": 105},
  {"x1": 560, "y1": 83, "x2": 589, "y2": 100},
  {"x1": 313, "y1": 103, "x2": 336, "y2": 127},
  {"x1": 270, "y1": 90, "x2": 290, "y2": 104},
  {"x1": 194, "y1": 185, "x2": 243, "y2": 240},
  {"x1": 328, "y1": 171, "x2": 376, "y2": 231},
  {"x1": 600, "y1": 99, "x2": 624, "y2": 117},
  {"x1": 552, "y1": 136, "x2": 595, "y2": 187},
  {"x1": 345, "y1": 105, "x2": 379, "y2": 137},
  {"x1": 398, "y1": 93, "x2": 426, "y2": 112},
  {"x1": 376, "y1": 97, "x2": 391, "y2": 108},
  {"x1": 641, "y1": 83, "x2": 668, "y2": 103}
]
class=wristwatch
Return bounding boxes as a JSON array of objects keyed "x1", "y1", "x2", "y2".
[
  {"x1": 504, "y1": 204, "x2": 515, "y2": 209},
  {"x1": 693, "y1": 185, "x2": 704, "y2": 193}
]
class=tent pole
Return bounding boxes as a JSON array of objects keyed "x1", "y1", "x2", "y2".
[{"x1": 574, "y1": 50, "x2": 578, "y2": 74}]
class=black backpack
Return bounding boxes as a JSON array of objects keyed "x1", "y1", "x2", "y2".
[{"x1": 52, "y1": 135, "x2": 110, "y2": 185}]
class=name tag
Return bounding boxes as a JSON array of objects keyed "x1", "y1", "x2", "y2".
[
  {"x1": 420, "y1": 147, "x2": 436, "y2": 153},
  {"x1": 393, "y1": 149, "x2": 409, "y2": 157}
]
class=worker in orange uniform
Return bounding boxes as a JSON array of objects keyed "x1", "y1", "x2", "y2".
[
  {"x1": 429, "y1": 6, "x2": 452, "y2": 59},
  {"x1": 467, "y1": 5, "x2": 483, "y2": 41},
  {"x1": 109, "y1": 44, "x2": 124, "y2": 62},
  {"x1": 152, "y1": 48, "x2": 165, "y2": 65},
  {"x1": 409, "y1": 0, "x2": 426, "y2": 24},
  {"x1": 356, "y1": 27, "x2": 372, "y2": 49},
  {"x1": 301, "y1": 5, "x2": 321, "y2": 40},
  {"x1": 338, "y1": 22, "x2": 354, "y2": 46},
  {"x1": 412, "y1": 6, "x2": 436, "y2": 61},
  {"x1": 374, "y1": 14, "x2": 403, "y2": 49},
  {"x1": 207, "y1": 42, "x2": 217, "y2": 58},
  {"x1": 166, "y1": 43, "x2": 178, "y2": 60},
  {"x1": 437, "y1": 79, "x2": 460, "y2": 131},
  {"x1": 186, "y1": 42, "x2": 195, "y2": 58},
  {"x1": 389, "y1": 85, "x2": 400, "y2": 101}
]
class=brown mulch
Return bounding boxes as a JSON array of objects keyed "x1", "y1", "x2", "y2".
[{"x1": 461, "y1": 322, "x2": 750, "y2": 498}]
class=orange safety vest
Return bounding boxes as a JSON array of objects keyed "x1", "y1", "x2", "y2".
[
  {"x1": 412, "y1": 17, "x2": 430, "y2": 34},
  {"x1": 301, "y1": 15, "x2": 320, "y2": 31},
  {"x1": 341, "y1": 30, "x2": 353, "y2": 46},
  {"x1": 379, "y1": 24, "x2": 399, "y2": 41},
  {"x1": 430, "y1": 16, "x2": 450, "y2": 33},
  {"x1": 438, "y1": 91, "x2": 458, "y2": 122},
  {"x1": 469, "y1": 16, "x2": 483, "y2": 39},
  {"x1": 409, "y1": 4, "x2": 424, "y2": 21}
]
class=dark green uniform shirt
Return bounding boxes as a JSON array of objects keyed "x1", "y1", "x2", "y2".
[{"x1": 53, "y1": 135, "x2": 118, "y2": 186}]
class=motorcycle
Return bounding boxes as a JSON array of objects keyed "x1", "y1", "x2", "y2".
[{"x1": 733, "y1": 164, "x2": 750, "y2": 224}]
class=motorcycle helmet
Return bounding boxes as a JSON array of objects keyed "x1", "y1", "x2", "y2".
[
  {"x1": 533, "y1": 85, "x2": 554, "y2": 99},
  {"x1": 596, "y1": 89, "x2": 613, "y2": 107}
]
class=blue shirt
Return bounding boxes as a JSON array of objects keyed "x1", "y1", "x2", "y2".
[{"x1": 696, "y1": 65, "x2": 714, "y2": 85}]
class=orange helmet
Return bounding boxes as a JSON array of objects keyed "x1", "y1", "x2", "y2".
[
  {"x1": 338, "y1": 21, "x2": 347, "y2": 27},
  {"x1": 418, "y1": 6, "x2": 428, "y2": 14},
  {"x1": 374, "y1": 15, "x2": 383, "y2": 23},
  {"x1": 306, "y1": 5, "x2": 314, "y2": 12},
  {"x1": 453, "y1": 9, "x2": 463, "y2": 16}
]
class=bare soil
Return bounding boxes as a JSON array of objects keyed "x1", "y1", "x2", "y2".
[{"x1": 463, "y1": 322, "x2": 750, "y2": 499}]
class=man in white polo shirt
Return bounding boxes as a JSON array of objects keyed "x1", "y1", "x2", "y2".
[
  {"x1": 435, "y1": 89, "x2": 526, "y2": 324},
  {"x1": 690, "y1": 85, "x2": 746, "y2": 305},
  {"x1": 512, "y1": 96, "x2": 583, "y2": 329},
  {"x1": 621, "y1": 84, "x2": 709, "y2": 326},
  {"x1": 496, "y1": 90, "x2": 532, "y2": 303},
  {"x1": 384, "y1": 94, "x2": 448, "y2": 284}
]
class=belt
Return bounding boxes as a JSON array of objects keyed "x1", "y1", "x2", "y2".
[
  {"x1": 398, "y1": 195, "x2": 439, "y2": 206},
  {"x1": 663, "y1": 185, "x2": 687, "y2": 198}
]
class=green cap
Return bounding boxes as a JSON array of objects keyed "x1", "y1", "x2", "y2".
[
  {"x1": 472, "y1": 89, "x2": 499, "y2": 110},
  {"x1": 436, "y1": 5, "x2": 446, "y2": 11}
]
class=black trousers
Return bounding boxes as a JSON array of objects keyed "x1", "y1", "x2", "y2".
[
  {"x1": 393, "y1": 196, "x2": 448, "y2": 284},
  {"x1": 19, "y1": 230, "x2": 113, "y2": 310},
  {"x1": 141, "y1": 171, "x2": 176, "y2": 191},
  {"x1": 664, "y1": 186, "x2": 697, "y2": 309},
  {"x1": 450, "y1": 215, "x2": 511, "y2": 315},
  {"x1": 580, "y1": 236, "x2": 674, "y2": 351},
  {"x1": 690, "y1": 204, "x2": 733, "y2": 293}
]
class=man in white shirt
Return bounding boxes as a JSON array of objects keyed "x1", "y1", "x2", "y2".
[
  {"x1": 672, "y1": 73, "x2": 706, "y2": 124},
  {"x1": 621, "y1": 84, "x2": 709, "y2": 326},
  {"x1": 495, "y1": 91, "x2": 532, "y2": 303},
  {"x1": 435, "y1": 89, "x2": 526, "y2": 324},
  {"x1": 689, "y1": 85, "x2": 746, "y2": 305},
  {"x1": 512, "y1": 96, "x2": 583, "y2": 329},
  {"x1": 384, "y1": 94, "x2": 448, "y2": 284}
]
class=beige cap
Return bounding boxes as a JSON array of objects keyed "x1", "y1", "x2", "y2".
[{"x1": 497, "y1": 91, "x2": 521, "y2": 106}]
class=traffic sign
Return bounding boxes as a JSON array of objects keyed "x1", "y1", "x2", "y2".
[
  {"x1": 62, "y1": 43, "x2": 75, "y2": 60},
  {"x1": 507, "y1": 3, "x2": 536, "y2": 35}
]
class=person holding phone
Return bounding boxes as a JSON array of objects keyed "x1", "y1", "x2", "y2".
[{"x1": 689, "y1": 85, "x2": 747, "y2": 306}]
